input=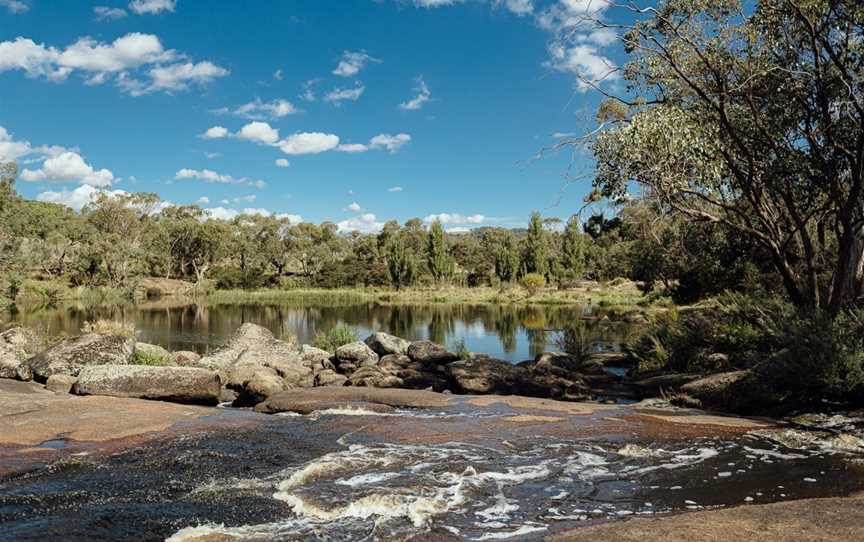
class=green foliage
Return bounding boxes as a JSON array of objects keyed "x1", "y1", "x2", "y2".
[
  {"x1": 561, "y1": 215, "x2": 586, "y2": 279},
  {"x1": 313, "y1": 324, "x2": 359, "y2": 353},
  {"x1": 130, "y1": 350, "x2": 168, "y2": 366},
  {"x1": 387, "y1": 235, "x2": 417, "y2": 289},
  {"x1": 554, "y1": 321, "x2": 592, "y2": 363},
  {"x1": 521, "y1": 211, "x2": 547, "y2": 277},
  {"x1": 81, "y1": 319, "x2": 136, "y2": 338},
  {"x1": 494, "y1": 232, "x2": 519, "y2": 283},
  {"x1": 426, "y1": 220, "x2": 454, "y2": 283},
  {"x1": 520, "y1": 272, "x2": 546, "y2": 296}
]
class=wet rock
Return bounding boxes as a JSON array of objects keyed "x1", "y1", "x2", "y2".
[
  {"x1": 170, "y1": 351, "x2": 202, "y2": 366},
  {"x1": 0, "y1": 327, "x2": 42, "y2": 381},
  {"x1": 25, "y1": 334, "x2": 135, "y2": 382},
  {"x1": 364, "y1": 332, "x2": 411, "y2": 357},
  {"x1": 45, "y1": 374, "x2": 77, "y2": 394},
  {"x1": 407, "y1": 340, "x2": 459, "y2": 365},
  {"x1": 135, "y1": 342, "x2": 170, "y2": 362},
  {"x1": 73, "y1": 365, "x2": 221, "y2": 405},
  {"x1": 313, "y1": 369, "x2": 348, "y2": 387},
  {"x1": 681, "y1": 370, "x2": 752, "y2": 409},
  {"x1": 334, "y1": 341, "x2": 379, "y2": 372},
  {"x1": 347, "y1": 366, "x2": 404, "y2": 388}
]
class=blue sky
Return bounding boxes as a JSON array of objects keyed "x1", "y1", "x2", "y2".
[{"x1": 0, "y1": 0, "x2": 622, "y2": 232}]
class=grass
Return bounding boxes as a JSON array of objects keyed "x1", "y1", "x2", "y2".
[
  {"x1": 313, "y1": 324, "x2": 359, "y2": 353},
  {"x1": 130, "y1": 350, "x2": 169, "y2": 366}
]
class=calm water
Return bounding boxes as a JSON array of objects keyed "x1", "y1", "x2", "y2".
[{"x1": 6, "y1": 301, "x2": 636, "y2": 362}]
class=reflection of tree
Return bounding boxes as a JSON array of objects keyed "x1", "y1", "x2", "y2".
[
  {"x1": 527, "y1": 329, "x2": 548, "y2": 358},
  {"x1": 427, "y1": 308, "x2": 454, "y2": 345},
  {"x1": 496, "y1": 311, "x2": 518, "y2": 354}
]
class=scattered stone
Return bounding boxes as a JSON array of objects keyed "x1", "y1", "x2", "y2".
[
  {"x1": 447, "y1": 357, "x2": 531, "y2": 395},
  {"x1": 73, "y1": 365, "x2": 221, "y2": 405},
  {"x1": 334, "y1": 341, "x2": 379, "y2": 371},
  {"x1": 347, "y1": 366, "x2": 404, "y2": 388},
  {"x1": 364, "y1": 332, "x2": 411, "y2": 357},
  {"x1": 680, "y1": 371, "x2": 751, "y2": 409},
  {"x1": 300, "y1": 344, "x2": 334, "y2": 371},
  {"x1": 45, "y1": 374, "x2": 77, "y2": 394},
  {"x1": 25, "y1": 334, "x2": 135, "y2": 382},
  {"x1": 407, "y1": 340, "x2": 459, "y2": 365},
  {"x1": 255, "y1": 386, "x2": 451, "y2": 415}
]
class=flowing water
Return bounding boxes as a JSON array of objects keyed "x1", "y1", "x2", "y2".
[
  {"x1": 6, "y1": 301, "x2": 634, "y2": 362},
  {"x1": 2, "y1": 402, "x2": 863, "y2": 542}
]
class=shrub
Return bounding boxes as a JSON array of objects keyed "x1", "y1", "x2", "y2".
[
  {"x1": 131, "y1": 350, "x2": 168, "y2": 366},
  {"x1": 313, "y1": 324, "x2": 358, "y2": 353},
  {"x1": 554, "y1": 322, "x2": 593, "y2": 363},
  {"x1": 520, "y1": 273, "x2": 546, "y2": 296},
  {"x1": 81, "y1": 319, "x2": 136, "y2": 338}
]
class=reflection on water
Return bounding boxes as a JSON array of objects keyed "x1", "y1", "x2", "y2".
[{"x1": 6, "y1": 301, "x2": 637, "y2": 362}]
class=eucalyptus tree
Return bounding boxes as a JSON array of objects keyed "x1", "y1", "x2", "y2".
[
  {"x1": 576, "y1": 0, "x2": 864, "y2": 316},
  {"x1": 521, "y1": 211, "x2": 548, "y2": 277},
  {"x1": 427, "y1": 219, "x2": 454, "y2": 283}
]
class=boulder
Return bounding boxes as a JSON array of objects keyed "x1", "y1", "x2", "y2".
[
  {"x1": 377, "y1": 354, "x2": 449, "y2": 392},
  {"x1": 73, "y1": 365, "x2": 221, "y2": 405},
  {"x1": 0, "y1": 327, "x2": 42, "y2": 381},
  {"x1": 364, "y1": 332, "x2": 411, "y2": 357},
  {"x1": 334, "y1": 341, "x2": 379, "y2": 371},
  {"x1": 255, "y1": 387, "x2": 452, "y2": 415},
  {"x1": 447, "y1": 358, "x2": 532, "y2": 395},
  {"x1": 170, "y1": 351, "x2": 202, "y2": 366},
  {"x1": 300, "y1": 344, "x2": 334, "y2": 371},
  {"x1": 313, "y1": 369, "x2": 348, "y2": 387},
  {"x1": 680, "y1": 370, "x2": 751, "y2": 409},
  {"x1": 347, "y1": 366, "x2": 404, "y2": 388},
  {"x1": 45, "y1": 374, "x2": 77, "y2": 394},
  {"x1": 407, "y1": 341, "x2": 459, "y2": 365},
  {"x1": 25, "y1": 334, "x2": 135, "y2": 382},
  {"x1": 135, "y1": 342, "x2": 170, "y2": 363},
  {"x1": 225, "y1": 362, "x2": 287, "y2": 406}
]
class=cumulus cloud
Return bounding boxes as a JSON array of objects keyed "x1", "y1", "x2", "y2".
[
  {"x1": 237, "y1": 121, "x2": 280, "y2": 145},
  {"x1": 399, "y1": 76, "x2": 431, "y2": 111},
  {"x1": 424, "y1": 212, "x2": 485, "y2": 225},
  {"x1": 20, "y1": 151, "x2": 115, "y2": 187},
  {"x1": 387, "y1": 186, "x2": 403, "y2": 192},
  {"x1": 36, "y1": 185, "x2": 127, "y2": 212},
  {"x1": 94, "y1": 6, "x2": 128, "y2": 20},
  {"x1": 273, "y1": 68, "x2": 283, "y2": 81},
  {"x1": 205, "y1": 206, "x2": 302, "y2": 223},
  {"x1": 410, "y1": 0, "x2": 464, "y2": 7},
  {"x1": 195, "y1": 196, "x2": 210, "y2": 204},
  {"x1": 275, "y1": 158, "x2": 290, "y2": 168},
  {"x1": 175, "y1": 168, "x2": 265, "y2": 188},
  {"x1": 323, "y1": 83, "x2": 365, "y2": 106},
  {"x1": 546, "y1": 42, "x2": 618, "y2": 90},
  {"x1": 0, "y1": 126, "x2": 32, "y2": 160},
  {"x1": 129, "y1": 0, "x2": 176, "y2": 15},
  {"x1": 0, "y1": 0, "x2": 28, "y2": 14},
  {"x1": 497, "y1": 0, "x2": 533, "y2": 15},
  {"x1": 332, "y1": 51, "x2": 379, "y2": 78},
  {"x1": 345, "y1": 202, "x2": 362, "y2": 212},
  {"x1": 337, "y1": 212, "x2": 384, "y2": 234},
  {"x1": 370, "y1": 133, "x2": 411, "y2": 153},
  {"x1": 0, "y1": 33, "x2": 227, "y2": 95},
  {"x1": 232, "y1": 98, "x2": 298, "y2": 120},
  {"x1": 278, "y1": 132, "x2": 340, "y2": 155},
  {"x1": 201, "y1": 126, "x2": 229, "y2": 139}
]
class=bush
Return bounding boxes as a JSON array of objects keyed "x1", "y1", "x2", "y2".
[
  {"x1": 130, "y1": 350, "x2": 168, "y2": 366},
  {"x1": 554, "y1": 322, "x2": 593, "y2": 364},
  {"x1": 313, "y1": 324, "x2": 358, "y2": 353},
  {"x1": 520, "y1": 273, "x2": 546, "y2": 295},
  {"x1": 81, "y1": 319, "x2": 136, "y2": 338}
]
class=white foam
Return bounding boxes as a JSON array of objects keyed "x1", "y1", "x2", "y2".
[{"x1": 473, "y1": 524, "x2": 547, "y2": 540}]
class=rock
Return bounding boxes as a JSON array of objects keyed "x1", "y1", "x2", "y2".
[
  {"x1": 0, "y1": 327, "x2": 42, "y2": 381},
  {"x1": 134, "y1": 277, "x2": 195, "y2": 299},
  {"x1": 300, "y1": 344, "x2": 334, "y2": 371},
  {"x1": 447, "y1": 358, "x2": 527, "y2": 395},
  {"x1": 73, "y1": 365, "x2": 221, "y2": 405},
  {"x1": 45, "y1": 374, "x2": 77, "y2": 394},
  {"x1": 680, "y1": 370, "x2": 751, "y2": 409},
  {"x1": 135, "y1": 342, "x2": 170, "y2": 362},
  {"x1": 631, "y1": 373, "x2": 703, "y2": 397},
  {"x1": 313, "y1": 369, "x2": 348, "y2": 387},
  {"x1": 170, "y1": 351, "x2": 202, "y2": 366},
  {"x1": 407, "y1": 341, "x2": 459, "y2": 365},
  {"x1": 364, "y1": 332, "x2": 411, "y2": 357},
  {"x1": 529, "y1": 352, "x2": 585, "y2": 376},
  {"x1": 25, "y1": 334, "x2": 135, "y2": 382},
  {"x1": 375, "y1": 354, "x2": 449, "y2": 391},
  {"x1": 255, "y1": 386, "x2": 452, "y2": 415},
  {"x1": 225, "y1": 362, "x2": 288, "y2": 406},
  {"x1": 219, "y1": 387, "x2": 238, "y2": 404},
  {"x1": 334, "y1": 341, "x2": 379, "y2": 371},
  {"x1": 347, "y1": 366, "x2": 404, "y2": 388}
]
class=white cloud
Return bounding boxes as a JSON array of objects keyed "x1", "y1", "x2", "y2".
[
  {"x1": 94, "y1": 6, "x2": 128, "y2": 20},
  {"x1": 336, "y1": 143, "x2": 369, "y2": 153},
  {"x1": 332, "y1": 51, "x2": 379, "y2": 78},
  {"x1": 233, "y1": 98, "x2": 298, "y2": 120},
  {"x1": 21, "y1": 151, "x2": 115, "y2": 187},
  {"x1": 195, "y1": 196, "x2": 210, "y2": 204},
  {"x1": 370, "y1": 133, "x2": 411, "y2": 153},
  {"x1": 0, "y1": 33, "x2": 227, "y2": 95},
  {"x1": 424, "y1": 212, "x2": 485, "y2": 225},
  {"x1": 129, "y1": 0, "x2": 176, "y2": 15},
  {"x1": 494, "y1": 0, "x2": 533, "y2": 15},
  {"x1": 175, "y1": 168, "x2": 264, "y2": 188},
  {"x1": 387, "y1": 186, "x2": 403, "y2": 192},
  {"x1": 273, "y1": 68, "x2": 283, "y2": 81},
  {"x1": 278, "y1": 132, "x2": 340, "y2": 155},
  {"x1": 0, "y1": 126, "x2": 32, "y2": 161},
  {"x1": 300, "y1": 78, "x2": 320, "y2": 102},
  {"x1": 346, "y1": 202, "x2": 362, "y2": 212},
  {"x1": 237, "y1": 121, "x2": 280, "y2": 145},
  {"x1": 205, "y1": 206, "x2": 303, "y2": 223},
  {"x1": 446, "y1": 227, "x2": 471, "y2": 233},
  {"x1": 276, "y1": 213, "x2": 303, "y2": 224},
  {"x1": 337, "y1": 212, "x2": 384, "y2": 234},
  {"x1": 411, "y1": 0, "x2": 463, "y2": 7},
  {"x1": 323, "y1": 83, "x2": 365, "y2": 105},
  {"x1": 275, "y1": 158, "x2": 290, "y2": 168},
  {"x1": 0, "y1": 0, "x2": 28, "y2": 14},
  {"x1": 231, "y1": 194, "x2": 256, "y2": 203},
  {"x1": 546, "y1": 42, "x2": 618, "y2": 91},
  {"x1": 201, "y1": 126, "x2": 229, "y2": 139},
  {"x1": 36, "y1": 185, "x2": 127, "y2": 212},
  {"x1": 204, "y1": 151, "x2": 221, "y2": 159},
  {"x1": 399, "y1": 76, "x2": 431, "y2": 111}
]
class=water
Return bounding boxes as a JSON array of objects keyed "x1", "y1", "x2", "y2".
[
  {"x1": 6, "y1": 301, "x2": 635, "y2": 362},
  {"x1": 2, "y1": 407, "x2": 862, "y2": 542}
]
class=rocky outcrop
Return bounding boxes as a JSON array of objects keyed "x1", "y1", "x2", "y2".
[
  {"x1": 407, "y1": 340, "x2": 459, "y2": 365},
  {"x1": 346, "y1": 366, "x2": 404, "y2": 388},
  {"x1": 334, "y1": 341, "x2": 379, "y2": 373},
  {"x1": 45, "y1": 374, "x2": 77, "y2": 394},
  {"x1": 365, "y1": 332, "x2": 410, "y2": 357},
  {"x1": 170, "y1": 351, "x2": 202, "y2": 366},
  {"x1": 0, "y1": 327, "x2": 42, "y2": 381},
  {"x1": 73, "y1": 365, "x2": 221, "y2": 405},
  {"x1": 680, "y1": 370, "x2": 751, "y2": 409},
  {"x1": 255, "y1": 386, "x2": 452, "y2": 415},
  {"x1": 378, "y1": 354, "x2": 449, "y2": 392},
  {"x1": 25, "y1": 334, "x2": 135, "y2": 382},
  {"x1": 447, "y1": 357, "x2": 531, "y2": 395}
]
